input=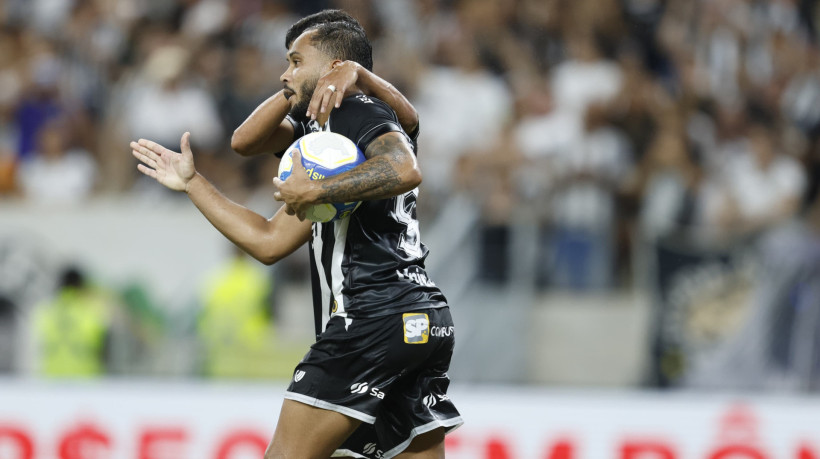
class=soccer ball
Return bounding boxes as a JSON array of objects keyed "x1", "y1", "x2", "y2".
[{"x1": 278, "y1": 131, "x2": 366, "y2": 222}]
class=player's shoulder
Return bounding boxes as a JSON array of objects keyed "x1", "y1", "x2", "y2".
[
  {"x1": 330, "y1": 94, "x2": 403, "y2": 143},
  {"x1": 336, "y1": 94, "x2": 394, "y2": 117},
  {"x1": 342, "y1": 95, "x2": 418, "y2": 142}
]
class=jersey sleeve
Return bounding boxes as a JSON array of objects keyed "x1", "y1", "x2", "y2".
[
  {"x1": 273, "y1": 115, "x2": 306, "y2": 158},
  {"x1": 407, "y1": 120, "x2": 419, "y2": 145},
  {"x1": 345, "y1": 96, "x2": 407, "y2": 153}
]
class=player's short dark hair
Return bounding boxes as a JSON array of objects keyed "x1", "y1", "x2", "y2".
[
  {"x1": 285, "y1": 9, "x2": 373, "y2": 71},
  {"x1": 307, "y1": 21, "x2": 373, "y2": 71},
  {"x1": 285, "y1": 9, "x2": 363, "y2": 48}
]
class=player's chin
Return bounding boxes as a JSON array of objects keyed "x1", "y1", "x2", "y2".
[{"x1": 289, "y1": 101, "x2": 310, "y2": 122}]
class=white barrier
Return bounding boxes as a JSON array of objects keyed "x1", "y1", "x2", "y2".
[
  {"x1": 1, "y1": 380, "x2": 819, "y2": 458},
  {"x1": 0, "y1": 198, "x2": 243, "y2": 311}
]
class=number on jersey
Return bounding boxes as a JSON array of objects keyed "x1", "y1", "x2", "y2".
[{"x1": 394, "y1": 189, "x2": 422, "y2": 258}]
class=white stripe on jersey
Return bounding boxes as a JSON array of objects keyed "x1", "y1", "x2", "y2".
[
  {"x1": 312, "y1": 222, "x2": 333, "y2": 332},
  {"x1": 330, "y1": 217, "x2": 353, "y2": 329}
]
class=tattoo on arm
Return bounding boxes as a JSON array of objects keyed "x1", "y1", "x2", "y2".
[{"x1": 318, "y1": 133, "x2": 413, "y2": 203}]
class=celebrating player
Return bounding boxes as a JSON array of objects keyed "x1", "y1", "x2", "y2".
[{"x1": 130, "y1": 9, "x2": 462, "y2": 459}]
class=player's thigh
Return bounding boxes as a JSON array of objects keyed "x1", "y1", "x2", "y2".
[
  {"x1": 265, "y1": 399, "x2": 362, "y2": 459},
  {"x1": 394, "y1": 427, "x2": 445, "y2": 459}
]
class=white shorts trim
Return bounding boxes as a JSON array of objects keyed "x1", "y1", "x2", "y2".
[
  {"x1": 284, "y1": 391, "x2": 377, "y2": 424},
  {"x1": 381, "y1": 416, "x2": 464, "y2": 459},
  {"x1": 332, "y1": 449, "x2": 368, "y2": 458}
]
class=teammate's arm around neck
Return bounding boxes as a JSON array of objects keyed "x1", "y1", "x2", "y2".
[
  {"x1": 231, "y1": 90, "x2": 296, "y2": 157},
  {"x1": 307, "y1": 61, "x2": 419, "y2": 135}
]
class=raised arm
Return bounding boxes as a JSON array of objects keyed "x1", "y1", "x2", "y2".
[
  {"x1": 131, "y1": 133, "x2": 312, "y2": 264},
  {"x1": 273, "y1": 131, "x2": 421, "y2": 220},
  {"x1": 231, "y1": 90, "x2": 296, "y2": 157},
  {"x1": 308, "y1": 61, "x2": 419, "y2": 134}
]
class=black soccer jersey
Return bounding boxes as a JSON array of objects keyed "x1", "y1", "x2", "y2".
[{"x1": 284, "y1": 94, "x2": 447, "y2": 336}]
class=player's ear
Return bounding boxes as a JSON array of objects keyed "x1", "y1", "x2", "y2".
[{"x1": 330, "y1": 59, "x2": 343, "y2": 70}]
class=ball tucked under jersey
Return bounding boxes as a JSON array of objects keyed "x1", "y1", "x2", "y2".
[{"x1": 278, "y1": 131, "x2": 366, "y2": 222}]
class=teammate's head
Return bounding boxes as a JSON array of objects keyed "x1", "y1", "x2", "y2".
[{"x1": 281, "y1": 10, "x2": 373, "y2": 121}]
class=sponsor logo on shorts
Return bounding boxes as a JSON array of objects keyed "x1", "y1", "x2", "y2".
[
  {"x1": 430, "y1": 325, "x2": 455, "y2": 337},
  {"x1": 350, "y1": 382, "x2": 385, "y2": 399},
  {"x1": 350, "y1": 382, "x2": 369, "y2": 394},
  {"x1": 423, "y1": 393, "x2": 449, "y2": 408},
  {"x1": 362, "y1": 442, "x2": 383, "y2": 458},
  {"x1": 403, "y1": 313, "x2": 429, "y2": 344},
  {"x1": 293, "y1": 370, "x2": 305, "y2": 382}
]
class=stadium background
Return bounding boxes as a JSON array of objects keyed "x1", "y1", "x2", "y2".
[{"x1": 1, "y1": 0, "x2": 820, "y2": 457}]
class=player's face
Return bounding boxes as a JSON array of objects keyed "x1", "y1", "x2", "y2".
[{"x1": 281, "y1": 31, "x2": 329, "y2": 121}]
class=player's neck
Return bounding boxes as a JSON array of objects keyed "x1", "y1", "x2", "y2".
[{"x1": 346, "y1": 84, "x2": 363, "y2": 97}]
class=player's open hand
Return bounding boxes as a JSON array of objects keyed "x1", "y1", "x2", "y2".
[
  {"x1": 306, "y1": 61, "x2": 361, "y2": 121},
  {"x1": 131, "y1": 132, "x2": 196, "y2": 192},
  {"x1": 273, "y1": 149, "x2": 317, "y2": 221}
]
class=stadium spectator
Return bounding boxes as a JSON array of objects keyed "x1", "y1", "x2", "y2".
[
  {"x1": 124, "y1": 44, "x2": 223, "y2": 153},
  {"x1": 542, "y1": 103, "x2": 632, "y2": 291},
  {"x1": 550, "y1": 30, "x2": 623, "y2": 119},
  {"x1": 178, "y1": 0, "x2": 231, "y2": 42},
  {"x1": 414, "y1": 18, "x2": 512, "y2": 209},
  {"x1": 197, "y1": 249, "x2": 277, "y2": 379},
  {"x1": 33, "y1": 266, "x2": 111, "y2": 378},
  {"x1": 17, "y1": 119, "x2": 97, "y2": 204},
  {"x1": 629, "y1": 126, "x2": 706, "y2": 242},
  {"x1": 14, "y1": 37, "x2": 65, "y2": 161},
  {"x1": 709, "y1": 118, "x2": 806, "y2": 237}
]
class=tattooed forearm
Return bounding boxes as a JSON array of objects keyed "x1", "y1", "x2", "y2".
[{"x1": 316, "y1": 132, "x2": 421, "y2": 203}]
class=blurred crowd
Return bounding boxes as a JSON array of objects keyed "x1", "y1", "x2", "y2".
[
  {"x1": 1, "y1": 0, "x2": 820, "y2": 385},
  {"x1": 0, "y1": 0, "x2": 818, "y2": 282}
]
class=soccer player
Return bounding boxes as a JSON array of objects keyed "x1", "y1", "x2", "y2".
[{"x1": 130, "y1": 10, "x2": 462, "y2": 459}]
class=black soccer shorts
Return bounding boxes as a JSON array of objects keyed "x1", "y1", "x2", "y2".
[{"x1": 284, "y1": 306, "x2": 463, "y2": 459}]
